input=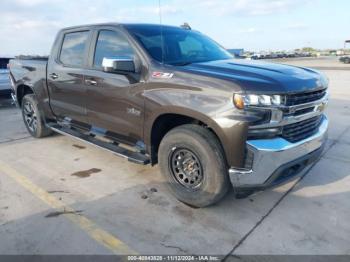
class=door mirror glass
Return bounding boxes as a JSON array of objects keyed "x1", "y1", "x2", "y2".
[{"x1": 102, "y1": 56, "x2": 135, "y2": 73}]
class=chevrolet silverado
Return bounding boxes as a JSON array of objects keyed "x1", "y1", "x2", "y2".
[{"x1": 9, "y1": 23, "x2": 329, "y2": 207}]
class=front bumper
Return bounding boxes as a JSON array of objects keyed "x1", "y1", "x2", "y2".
[{"x1": 229, "y1": 115, "x2": 328, "y2": 189}]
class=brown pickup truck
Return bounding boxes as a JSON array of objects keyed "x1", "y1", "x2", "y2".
[{"x1": 9, "y1": 23, "x2": 329, "y2": 207}]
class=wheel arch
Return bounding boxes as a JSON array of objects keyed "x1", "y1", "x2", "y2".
[
  {"x1": 16, "y1": 84, "x2": 35, "y2": 107},
  {"x1": 146, "y1": 108, "x2": 230, "y2": 166}
]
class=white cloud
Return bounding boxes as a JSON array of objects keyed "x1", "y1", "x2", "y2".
[
  {"x1": 286, "y1": 23, "x2": 308, "y2": 30},
  {"x1": 177, "y1": 0, "x2": 310, "y2": 16},
  {"x1": 238, "y1": 27, "x2": 258, "y2": 34},
  {"x1": 114, "y1": 5, "x2": 182, "y2": 22},
  {"x1": 12, "y1": 0, "x2": 50, "y2": 7},
  {"x1": 13, "y1": 20, "x2": 61, "y2": 30},
  {"x1": 158, "y1": 5, "x2": 182, "y2": 15},
  {"x1": 0, "y1": 0, "x2": 338, "y2": 55}
]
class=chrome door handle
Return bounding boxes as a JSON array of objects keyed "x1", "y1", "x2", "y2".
[
  {"x1": 85, "y1": 79, "x2": 97, "y2": 86},
  {"x1": 49, "y1": 73, "x2": 58, "y2": 79}
]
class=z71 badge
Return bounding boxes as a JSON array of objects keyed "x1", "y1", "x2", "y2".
[
  {"x1": 127, "y1": 107, "x2": 141, "y2": 116},
  {"x1": 152, "y1": 72, "x2": 174, "y2": 79}
]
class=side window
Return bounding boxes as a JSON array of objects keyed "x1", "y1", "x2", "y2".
[
  {"x1": 60, "y1": 31, "x2": 89, "y2": 67},
  {"x1": 93, "y1": 30, "x2": 135, "y2": 68}
]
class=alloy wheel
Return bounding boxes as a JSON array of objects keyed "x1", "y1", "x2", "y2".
[{"x1": 23, "y1": 101, "x2": 38, "y2": 133}]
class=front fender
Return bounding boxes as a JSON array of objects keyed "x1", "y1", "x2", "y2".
[{"x1": 144, "y1": 98, "x2": 248, "y2": 168}]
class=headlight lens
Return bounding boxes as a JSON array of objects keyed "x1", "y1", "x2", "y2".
[{"x1": 234, "y1": 94, "x2": 283, "y2": 109}]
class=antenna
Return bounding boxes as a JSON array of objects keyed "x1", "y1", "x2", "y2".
[{"x1": 159, "y1": 0, "x2": 165, "y2": 64}]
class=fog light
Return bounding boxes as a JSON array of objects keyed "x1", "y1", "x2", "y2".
[{"x1": 248, "y1": 127, "x2": 282, "y2": 139}]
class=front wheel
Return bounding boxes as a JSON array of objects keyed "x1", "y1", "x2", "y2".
[
  {"x1": 159, "y1": 124, "x2": 230, "y2": 208},
  {"x1": 21, "y1": 94, "x2": 53, "y2": 138}
]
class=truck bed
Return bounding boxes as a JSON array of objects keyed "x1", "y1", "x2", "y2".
[{"x1": 9, "y1": 58, "x2": 48, "y2": 87}]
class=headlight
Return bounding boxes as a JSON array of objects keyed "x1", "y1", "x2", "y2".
[{"x1": 233, "y1": 94, "x2": 283, "y2": 109}]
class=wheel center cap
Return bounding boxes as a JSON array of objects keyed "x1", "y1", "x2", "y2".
[{"x1": 183, "y1": 159, "x2": 195, "y2": 174}]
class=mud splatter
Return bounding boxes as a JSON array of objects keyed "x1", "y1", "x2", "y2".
[
  {"x1": 148, "y1": 196, "x2": 170, "y2": 207},
  {"x1": 47, "y1": 190, "x2": 69, "y2": 194},
  {"x1": 141, "y1": 187, "x2": 158, "y2": 200},
  {"x1": 173, "y1": 205, "x2": 195, "y2": 217},
  {"x1": 45, "y1": 210, "x2": 83, "y2": 218},
  {"x1": 71, "y1": 168, "x2": 101, "y2": 178},
  {"x1": 150, "y1": 188, "x2": 158, "y2": 193},
  {"x1": 72, "y1": 144, "x2": 86, "y2": 149}
]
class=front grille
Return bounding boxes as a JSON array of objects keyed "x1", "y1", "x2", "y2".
[
  {"x1": 282, "y1": 115, "x2": 323, "y2": 142},
  {"x1": 293, "y1": 107, "x2": 314, "y2": 116},
  {"x1": 286, "y1": 89, "x2": 327, "y2": 106}
]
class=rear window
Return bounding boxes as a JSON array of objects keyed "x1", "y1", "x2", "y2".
[{"x1": 60, "y1": 31, "x2": 89, "y2": 67}]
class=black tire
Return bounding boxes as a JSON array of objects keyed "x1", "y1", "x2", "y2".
[
  {"x1": 158, "y1": 124, "x2": 230, "y2": 207},
  {"x1": 21, "y1": 94, "x2": 53, "y2": 138}
]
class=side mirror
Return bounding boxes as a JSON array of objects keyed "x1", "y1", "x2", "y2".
[{"x1": 102, "y1": 56, "x2": 135, "y2": 73}]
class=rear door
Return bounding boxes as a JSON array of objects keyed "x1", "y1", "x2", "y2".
[
  {"x1": 47, "y1": 30, "x2": 91, "y2": 127},
  {"x1": 83, "y1": 27, "x2": 145, "y2": 145}
]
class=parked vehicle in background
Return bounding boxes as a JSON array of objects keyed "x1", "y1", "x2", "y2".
[
  {"x1": 0, "y1": 57, "x2": 11, "y2": 96},
  {"x1": 250, "y1": 51, "x2": 316, "y2": 60},
  {"x1": 227, "y1": 49, "x2": 246, "y2": 59},
  {"x1": 339, "y1": 56, "x2": 350, "y2": 64},
  {"x1": 9, "y1": 23, "x2": 329, "y2": 207},
  {"x1": 250, "y1": 53, "x2": 262, "y2": 60}
]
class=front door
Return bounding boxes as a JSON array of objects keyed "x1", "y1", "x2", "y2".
[
  {"x1": 47, "y1": 30, "x2": 91, "y2": 126},
  {"x1": 83, "y1": 29, "x2": 145, "y2": 145}
]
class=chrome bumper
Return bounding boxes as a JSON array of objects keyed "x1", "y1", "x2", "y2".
[{"x1": 229, "y1": 115, "x2": 328, "y2": 188}]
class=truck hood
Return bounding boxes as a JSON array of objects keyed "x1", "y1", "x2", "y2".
[{"x1": 181, "y1": 59, "x2": 327, "y2": 94}]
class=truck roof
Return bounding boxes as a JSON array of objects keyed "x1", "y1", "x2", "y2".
[{"x1": 60, "y1": 23, "x2": 183, "y2": 31}]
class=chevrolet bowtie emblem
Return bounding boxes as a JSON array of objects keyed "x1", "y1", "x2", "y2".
[{"x1": 316, "y1": 102, "x2": 327, "y2": 113}]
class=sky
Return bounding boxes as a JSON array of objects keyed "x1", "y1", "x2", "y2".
[{"x1": 0, "y1": 0, "x2": 349, "y2": 56}]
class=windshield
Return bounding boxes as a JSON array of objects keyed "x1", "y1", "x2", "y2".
[{"x1": 126, "y1": 25, "x2": 233, "y2": 66}]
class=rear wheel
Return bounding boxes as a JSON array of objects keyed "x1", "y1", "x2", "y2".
[
  {"x1": 21, "y1": 94, "x2": 53, "y2": 138},
  {"x1": 159, "y1": 124, "x2": 230, "y2": 207}
]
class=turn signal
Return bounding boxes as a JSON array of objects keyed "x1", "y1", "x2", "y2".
[{"x1": 233, "y1": 94, "x2": 245, "y2": 109}]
